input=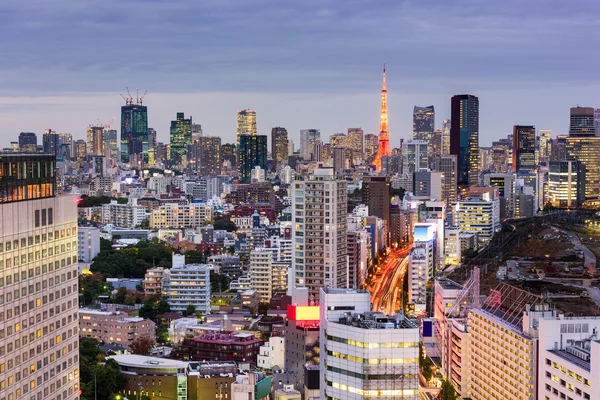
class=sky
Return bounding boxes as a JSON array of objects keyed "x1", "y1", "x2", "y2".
[{"x1": 1, "y1": 0, "x2": 599, "y2": 149}]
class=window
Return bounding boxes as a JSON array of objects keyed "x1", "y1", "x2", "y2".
[{"x1": 35, "y1": 211, "x2": 40, "y2": 228}]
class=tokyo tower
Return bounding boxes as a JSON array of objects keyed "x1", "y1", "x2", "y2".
[{"x1": 372, "y1": 64, "x2": 391, "y2": 171}]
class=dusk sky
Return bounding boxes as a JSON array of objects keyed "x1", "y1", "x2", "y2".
[{"x1": 1, "y1": 0, "x2": 599, "y2": 148}]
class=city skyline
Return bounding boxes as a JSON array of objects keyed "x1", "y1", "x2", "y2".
[{"x1": 1, "y1": 0, "x2": 599, "y2": 148}]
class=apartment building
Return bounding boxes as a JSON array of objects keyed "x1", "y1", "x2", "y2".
[
  {"x1": 161, "y1": 260, "x2": 211, "y2": 315},
  {"x1": 79, "y1": 309, "x2": 155, "y2": 351},
  {"x1": 101, "y1": 199, "x2": 147, "y2": 228},
  {"x1": 77, "y1": 226, "x2": 100, "y2": 262},
  {"x1": 150, "y1": 203, "x2": 212, "y2": 229}
]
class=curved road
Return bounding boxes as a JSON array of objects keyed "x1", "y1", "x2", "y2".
[{"x1": 369, "y1": 248, "x2": 411, "y2": 315}]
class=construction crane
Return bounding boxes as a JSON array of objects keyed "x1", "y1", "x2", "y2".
[{"x1": 139, "y1": 90, "x2": 148, "y2": 105}]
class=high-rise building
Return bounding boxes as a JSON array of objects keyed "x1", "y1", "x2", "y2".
[
  {"x1": 120, "y1": 103, "x2": 148, "y2": 162},
  {"x1": 221, "y1": 143, "x2": 237, "y2": 170},
  {"x1": 103, "y1": 129, "x2": 119, "y2": 162},
  {"x1": 538, "y1": 129, "x2": 552, "y2": 161},
  {"x1": 512, "y1": 125, "x2": 536, "y2": 172},
  {"x1": 450, "y1": 94, "x2": 479, "y2": 186},
  {"x1": 483, "y1": 173, "x2": 516, "y2": 219},
  {"x1": 161, "y1": 255, "x2": 211, "y2": 315},
  {"x1": 346, "y1": 128, "x2": 364, "y2": 164},
  {"x1": 291, "y1": 168, "x2": 347, "y2": 302},
  {"x1": 373, "y1": 65, "x2": 391, "y2": 171},
  {"x1": 569, "y1": 106, "x2": 596, "y2": 136},
  {"x1": 42, "y1": 129, "x2": 72, "y2": 158},
  {"x1": 364, "y1": 133, "x2": 379, "y2": 163},
  {"x1": 18, "y1": 132, "x2": 37, "y2": 152},
  {"x1": 332, "y1": 147, "x2": 347, "y2": 173},
  {"x1": 402, "y1": 140, "x2": 429, "y2": 173},
  {"x1": 271, "y1": 127, "x2": 289, "y2": 165},
  {"x1": 362, "y1": 176, "x2": 391, "y2": 225},
  {"x1": 413, "y1": 105, "x2": 435, "y2": 142},
  {"x1": 547, "y1": 160, "x2": 586, "y2": 208},
  {"x1": 409, "y1": 223, "x2": 436, "y2": 311},
  {"x1": 236, "y1": 109, "x2": 257, "y2": 147},
  {"x1": 319, "y1": 288, "x2": 419, "y2": 399},
  {"x1": 189, "y1": 136, "x2": 221, "y2": 176},
  {"x1": 442, "y1": 119, "x2": 451, "y2": 155},
  {"x1": 73, "y1": 139, "x2": 86, "y2": 160},
  {"x1": 0, "y1": 153, "x2": 80, "y2": 400},
  {"x1": 86, "y1": 126, "x2": 104, "y2": 155},
  {"x1": 238, "y1": 134, "x2": 268, "y2": 184},
  {"x1": 432, "y1": 155, "x2": 458, "y2": 207},
  {"x1": 566, "y1": 136, "x2": 600, "y2": 200},
  {"x1": 299, "y1": 129, "x2": 320, "y2": 161},
  {"x1": 169, "y1": 112, "x2": 193, "y2": 165},
  {"x1": 451, "y1": 190, "x2": 500, "y2": 245}
]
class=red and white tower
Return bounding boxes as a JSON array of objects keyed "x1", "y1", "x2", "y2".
[{"x1": 373, "y1": 64, "x2": 391, "y2": 171}]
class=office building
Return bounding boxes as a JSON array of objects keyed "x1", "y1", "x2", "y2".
[
  {"x1": 413, "y1": 105, "x2": 435, "y2": 142},
  {"x1": 86, "y1": 126, "x2": 104, "y2": 155},
  {"x1": 79, "y1": 309, "x2": 155, "y2": 350},
  {"x1": 149, "y1": 203, "x2": 212, "y2": 229},
  {"x1": 539, "y1": 129, "x2": 552, "y2": 161},
  {"x1": 483, "y1": 173, "x2": 516, "y2": 219},
  {"x1": 102, "y1": 129, "x2": 119, "y2": 162},
  {"x1": 547, "y1": 160, "x2": 586, "y2": 208},
  {"x1": 161, "y1": 257, "x2": 211, "y2": 314},
  {"x1": 402, "y1": 140, "x2": 429, "y2": 173},
  {"x1": 362, "y1": 176, "x2": 391, "y2": 225},
  {"x1": 291, "y1": 168, "x2": 347, "y2": 302},
  {"x1": 300, "y1": 129, "x2": 321, "y2": 161},
  {"x1": 238, "y1": 134, "x2": 267, "y2": 184},
  {"x1": 513, "y1": 125, "x2": 536, "y2": 172},
  {"x1": 284, "y1": 305, "x2": 320, "y2": 394},
  {"x1": 450, "y1": 94, "x2": 479, "y2": 186},
  {"x1": 73, "y1": 139, "x2": 86, "y2": 160},
  {"x1": 43, "y1": 130, "x2": 72, "y2": 158},
  {"x1": 413, "y1": 171, "x2": 443, "y2": 200},
  {"x1": 432, "y1": 154, "x2": 458, "y2": 207},
  {"x1": 364, "y1": 133, "x2": 379, "y2": 163},
  {"x1": 320, "y1": 288, "x2": 419, "y2": 400},
  {"x1": 569, "y1": 106, "x2": 596, "y2": 136},
  {"x1": 236, "y1": 109, "x2": 257, "y2": 147},
  {"x1": 221, "y1": 143, "x2": 237, "y2": 169},
  {"x1": 451, "y1": 190, "x2": 500, "y2": 245},
  {"x1": 346, "y1": 128, "x2": 364, "y2": 164},
  {"x1": 566, "y1": 136, "x2": 600, "y2": 199},
  {"x1": 77, "y1": 226, "x2": 100, "y2": 263},
  {"x1": 271, "y1": 127, "x2": 289, "y2": 165},
  {"x1": 0, "y1": 153, "x2": 80, "y2": 400},
  {"x1": 18, "y1": 132, "x2": 37, "y2": 152},
  {"x1": 409, "y1": 224, "x2": 436, "y2": 311},
  {"x1": 169, "y1": 112, "x2": 193, "y2": 164},
  {"x1": 120, "y1": 103, "x2": 148, "y2": 162},
  {"x1": 189, "y1": 136, "x2": 221, "y2": 176}
]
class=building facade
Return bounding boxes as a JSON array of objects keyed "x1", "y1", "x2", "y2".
[
  {"x1": 79, "y1": 309, "x2": 155, "y2": 350},
  {"x1": 120, "y1": 103, "x2": 149, "y2": 162},
  {"x1": 238, "y1": 134, "x2": 268, "y2": 184},
  {"x1": 271, "y1": 127, "x2": 289, "y2": 166},
  {"x1": 413, "y1": 105, "x2": 435, "y2": 142},
  {"x1": 150, "y1": 203, "x2": 212, "y2": 229},
  {"x1": 169, "y1": 112, "x2": 193, "y2": 165},
  {"x1": 161, "y1": 263, "x2": 211, "y2": 314},
  {"x1": 450, "y1": 94, "x2": 479, "y2": 186}
]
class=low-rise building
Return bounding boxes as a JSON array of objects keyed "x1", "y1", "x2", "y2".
[
  {"x1": 79, "y1": 308, "x2": 155, "y2": 350},
  {"x1": 144, "y1": 267, "x2": 168, "y2": 296},
  {"x1": 257, "y1": 335, "x2": 285, "y2": 370},
  {"x1": 171, "y1": 332, "x2": 264, "y2": 365},
  {"x1": 162, "y1": 262, "x2": 211, "y2": 315},
  {"x1": 101, "y1": 199, "x2": 147, "y2": 228},
  {"x1": 150, "y1": 202, "x2": 212, "y2": 229}
]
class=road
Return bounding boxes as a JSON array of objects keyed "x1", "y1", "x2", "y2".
[{"x1": 368, "y1": 248, "x2": 410, "y2": 315}]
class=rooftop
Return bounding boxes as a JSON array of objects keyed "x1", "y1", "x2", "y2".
[
  {"x1": 322, "y1": 288, "x2": 369, "y2": 295},
  {"x1": 109, "y1": 355, "x2": 189, "y2": 369},
  {"x1": 336, "y1": 312, "x2": 418, "y2": 330},
  {"x1": 548, "y1": 349, "x2": 590, "y2": 372},
  {"x1": 436, "y1": 278, "x2": 464, "y2": 291}
]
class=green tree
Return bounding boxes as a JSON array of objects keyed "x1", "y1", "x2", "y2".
[
  {"x1": 213, "y1": 217, "x2": 237, "y2": 232},
  {"x1": 258, "y1": 302, "x2": 269, "y2": 316},
  {"x1": 183, "y1": 304, "x2": 196, "y2": 317},
  {"x1": 185, "y1": 250, "x2": 205, "y2": 264},
  {"x1": 114, "y1": 287, "x2": 128, "y2": 304},
  {"x1": 438, "y1": 380, "x2": 458, "y2": 400},
  {"x1": 89, "y1": 359, "x2": 126, "y2": 399},
  {"x1": 130, "y1": 336, "x2": 155, "y2": 356},
  {"x1": 79, "y1": 273, "x2": 108, "y2": 305},
  {"x1": 210, "y1": 272, "x2": 231, "y2": 293},
  {"x1": 422, "y1": 362, "x2": 433, "y2": 382},
  {"x1": 138, "y1": 296, "x2": 171, "y2": 322}
]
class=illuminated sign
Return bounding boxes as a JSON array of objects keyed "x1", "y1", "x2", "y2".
[
  {"x1": 413, "y1": 224, "x2": 435, "y2": 242},
  {"x1": 287, "y1": 305, "x2": 320, "y2": 322}
]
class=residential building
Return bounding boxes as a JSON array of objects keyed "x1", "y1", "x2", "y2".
[
  {"x1": 170, "y1": 112, "x2": 193, "y2": 164},
  {"x1": 413, "y1": 105, "x2": 435, "y2": 142},
  {"x1": 78, "y1": 226, "x2": 100, "y2": 262},
  {"x1": 238, "y1": 134, "x2": 268, "y2": 184},
  {"x1": 102, "y1": 199, "x2": 147, "y2": 228},
  {"x1": 162, "y1": 260, "x2": 211, "y2": 314},
  {"x1": 271, "y1": 127, "x2": 289, "y2": 165},
  {"x1": 150, "y1": 203, "x2": 212, "y2": 229},
  {"x1": 362, "y1": 176, "x2": 391, "y2": 225},
  {"x1": 257, "y1": 335, "x2": 285, "y2": 370},
  {"x1": 79, "y1": 308, "x2": 155, "y2": 350},
  {"x1": 144, "y1": 267, "x2": 168, "y2": 296},
  {"x1": 189, "y1": 136, "x2": 221, "y2": 176},
  {"x1": 291, "y1": 168, "x2": 347, "y2": 302},
  {"x1": 320, "y1": 288, "x2": 419, "y2": 400},
  {"x1": 513, "y1": 125, "x2": 536, "y2": 172},
  {"x1": 249, "y1": 248, "x2": 274, "y2": 302},
  {"x1": 0, "y1": 153, "x2": 80, "y2": 400},
  {"x1": 450, "y1": 94, "x2": 479, "y2": 186},
  {"x1": 236, "y1": 109, "x2": 257, "y2": 147},
  {"x1": 171, "y1": 332, "x2": 263, "y2": 364}
]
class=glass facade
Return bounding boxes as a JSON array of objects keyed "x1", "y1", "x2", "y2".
[
  {"x1": 238, "y1": 135, "x2": 267, "y2": 184},
  {"x1": 513, "y1": 125, "x2": 536, "y2": 172},
  {"x1": 566, "y1": 137, "x2": 600, "y2": 200},
  {"x1": 169, "y1": 112, "x2": 192, "y2": 164},
  {"x1": 0, "y1": 154, "x2": 56, "y2": 203},
  {"x1": 450, "y1": 95, "x2": 479, "y2": 186},
  {"x1": 413, "y1": 105, "x2": 435, "y2": 142},
  {"x1": 120, "y1": 104, "x2": 149, "y2": 162}
]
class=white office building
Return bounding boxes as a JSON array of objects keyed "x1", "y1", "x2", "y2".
[
  {"x1": 451, "y1": 191, "x2": 500, "y2": 245},
  {"x1": 320, "y1": 288, "x2": 419, "y2": 400}
]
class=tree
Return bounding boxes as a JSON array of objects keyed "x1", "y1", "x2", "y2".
[
  {"x1": 210, "y1": 272, "x2": 231, "y2": 293},
  {"x1": 185, "y1": 250, "x2": 205, "y2": 264},
  {"x1": 138, "y1": 296, "x2": 171, "y2": 322},
  {"x1": 422, "y1": 361, "x2": 433, "y2": 382},
  {"x1": 88, "y1": 359, "x2": 126, "y2": 399},
  {"x1": 258, "y1": 302, "x2": 269, "y2": 316},
  {"x1": 130, "y1": 336, "x2": 155, "y2": 356},
  {"x1": 438, "y1": 380, "x2": 458, "y2": 400},
  {"x1": 183, "y1": 304, "x2": 196, "y2": 317},
  {"x1": 213, "y1": 217, "x2": 237, "y2": 232},
  {"x1": 114, "y1": 287, "x2": 128, "y2": 304}
]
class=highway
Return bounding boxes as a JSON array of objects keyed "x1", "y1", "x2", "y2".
[{"x1": 368, "y1": 248, "x2": 411, "y2": 315}]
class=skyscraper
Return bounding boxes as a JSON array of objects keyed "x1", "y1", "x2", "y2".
[
  {"x1": 364, "y1": 133, "x2": 379, "y2": 162},
  {"x1": 271, "y1": 127, "x2": 289, "y2": 165},
  {"x1": 512, "y1": 125, "x2": 536, "y2": 172},
  {"x1": 373, "y1": 64, "x2": 391, "y2": 171},
  {"x1": 450, "y1": 94, "x2": 479, "y2": 186},
  {"x1": 402, "y1": 140, "x2": 429, "y2": 173},
  {"x1": 413, "y1": 105, "x2": 435, "y2": 142},
  {"x1": 73, "y1": 139, "x2": 86, "y2": 160},
  {"x1": 566, "y1": 136, "x2": 600, "y2": 200},
  {"x1": 236, "y1": 109, "x2": 257, "y2": 147},
  {"x1": 238, "y1": 134, "x2": 267, "y2": 183},
  {"x1": 433, "y1": 154, "x2": 458, "y2": 207},
  {"x1": 300, "y1": 129, "x2": 321, "y2": 161},
  {"x1": 291, "y1": 168, "x2": 347, "y2": 302},
  {"x1": 0, "y1": 153, "x2": 80, "y2": 400},
  {"x1": 221, "y1": 143, "x2": 237, "y2": 170},
  {"x1": 362, "y1": 176, "x2": 391, "y2": 226},
  {"x1": 18, "y1": 132, "x2": 37, "y2": 152},
  {"x1": 86, "y1": 126, "x2": 104, "y2": 155},
  {"x1": 441, "y1": 119, "x2": 451, "y2": 155},
  {"x1": 120, "y1": 103, "x2": 148, "y2": 162},
  {"x1": 43, "y1": 130, "x2": 72, "y2": 159},
  {"x1": 538, "y1": 130, "x2": 552, "y2": 161},
  {"x1": 169, "y1": 112, "x2": 192, "y2": 165},
  {"x1": 189, "y1": 136, "x2": 221, "y2": 176},
  {"x1": 569, "y1": 106, "x2": 596, "y2": 136},
  {"x1": 103, "y1": 129, "x2": 119, "y2": 161},
  {"x1": 346, "y1": 128, "x2": 364, "y2": 164}
]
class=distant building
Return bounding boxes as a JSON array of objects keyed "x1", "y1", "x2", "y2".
[
  {"x1": 144, "y1": 267, "x2": 168, "y2": 297},
  {"x1": 513, "y1": 125, "x2": 536, "y2": 172},
  {"x1": 402, "y1": 140, "x2": 429, "y2": 173},
  {"x1": 450, "y1": 94, "x2": 479, "y2": 186},
  {"x1": 238, "y1": 134, "x2": 268, "y2": 184},
  {"x1": 409, "y1": 224, "x2": 437, "y2": 311},
  {"x1": 271, "y1": 127, "x2": 289, "y2": 165},
  {"x1": 79, "y1": 308, "x2": 155, "y2": 351},
  {"x1": 413, "y1": 105, "x2": 435, "y2": 142},
  {"x1": 120, "y1": 103, "x2": 148, "y2": 162},
  {"x1": 73, "y1": 139, "x2": 87, "y2": 160},
  {"x1": 189, "y1": 135, "x2": 221, "y2": 176},
  {"x1": 170, "y1": 112, "x2": 193, "y2": 164},
  {"x1": 362, "y1": 176, "x2": 392, "y2": 225},
  {"x1": 547, "y1": 160, "x2": 586, "y2": 208},
  {"x1": 451, "y1": 190, "x2": 500, "y2": 245},
  {"x1": 566, "y1": 136, "x2": 600, "y2": 200},
  {"x1": 18, "y1": 131, "x2": 37, "y2": 152},
  {"x1": 171, "y1": 332, "x2": 263, "y2": 365},
  {"x1": 78, "y1": 226, "x2": 101, "y2": 262},
  {"x1": 432, "y1": 154, "x2": 458, "y2": 207},
  {"x1": 569, "y1": 106, "x2": 596, "y2": 136},
  {"x1": 150, "y1": 203, "x2": 212, "y2": 229},
  {"x1": 101, "y1": 199, "x2": 147, "y2": 228},
  {"x1": 299, "y1": 129, "x2": 321, "y2": 161},
  {"x1": 221, "y1": 143, "x2": 237, "y2": 169},
  {"x1": 236, "y1": 109, "x2": 257, "y2": 147}
]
